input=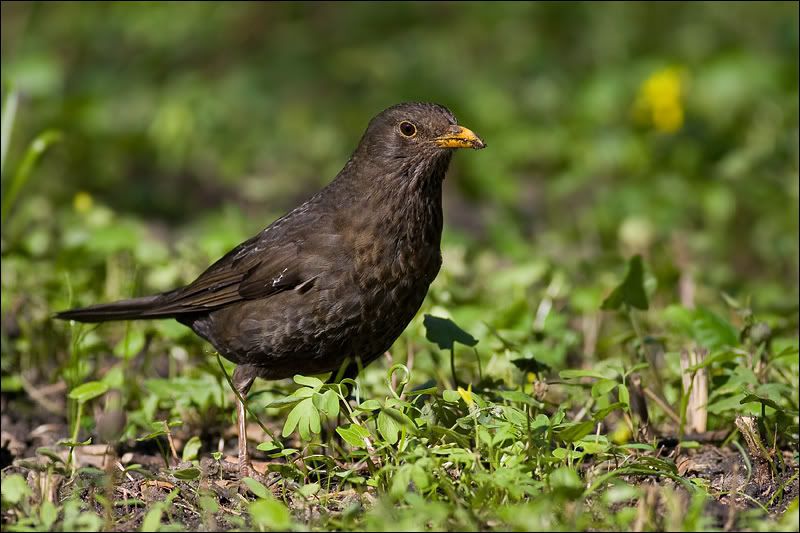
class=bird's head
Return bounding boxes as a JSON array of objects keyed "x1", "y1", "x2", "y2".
[{"x1": 354, "y1": 102, "x2": 486, "y2": 167}]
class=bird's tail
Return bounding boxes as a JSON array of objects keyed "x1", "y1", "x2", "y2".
[{"x1": 55, "y1": 293, "x2": 178, "y2": 323}]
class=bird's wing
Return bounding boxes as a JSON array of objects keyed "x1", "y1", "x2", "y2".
[{"x1": 152, "y1": 225, "x2": 344, "y2": 315}]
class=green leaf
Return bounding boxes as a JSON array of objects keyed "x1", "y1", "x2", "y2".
[
  {"x1": 511, "y1": 356, "x2": 551, "y2": 375},
  {"x1": 101, "y1": 365, "x2": 125, "y2": 389},
  {"x1": 601, "y1": 255, "x2": 648, "y2": 310},
  {"x1": 181, "y1": 436, "x2": 202, "y2": 462},
  {"x1": 617, "y1": 384, "x2": 630, "y2": 407},
  {"x1": 322, "y1": 389, "x2": 339, "y2": 417},
  {"x1": 336, "y1": 424, "x2": 371, "y2": 448},
  {"x1": 502, "y1": 405, "x2": 528, "y2": 427},
  {"x1": 172, "y1": 467, "x2": 200, "y2": 480},
  {"x1": 68, "y1": 381, "x2": 108, "y2": 403},
  {"x1": 36, "y1": 447, "x2": 65, "y2": 464},
  {"x1": 40, "y1": 500, "x2": 58, "y2": 530},
  {"x1": 405, "y1": 386, "x2": 438, "y2": 397},
  {"x1": 411, "y1": 463, "x2": 430, "y2": 490},
  {"x1": 0, "y1": 375, "x2": 22, "y2": 392},
  {"x1": 199, "y1": 495, "x2": 219, "y2": 514},
  {"x1": 591, "y1": 378, "x2": 618, "y2": 398},
  {"x1": 707, "y1": 393, "x2": 749, "y2": 414},
  {"x1": 249, "y1": 496, "x2": 291, "y2": 530},
  {"x1": 532, "y1": 413, "x2": 551, "y2": 429},
  {"x1": 1, "y1": 474, "x2": 30, "y2": 504},
  {"x1": 423, "y1": 314, "x2": 478, "y2": 351},
  {"x1": 256, "y1": 441, "x2": 280, "y2": 453},
  {"x1": 378, "y1": 408, "x2": 417, "y2": 444},
  {"x1": 157, "y1": 487, "x2": 173, "y2": 505},
  {"x1": 498, "y1": 390, "x2": 542, "y2": 406},
  {"x1": 390, "y1": 464, "x2": 413, "y2": 499},
  {"x1": 356, "y1": 399, "x2": 382, "y2": 411},
  {"x1": 297, "y1": 483, "x2": 320, "y2": 498},
  {"x1": 141, "y1": 505, "x2": 162, "y2": 532},
  {"x1": 577, "y1": 437, "x2": 609, "y2": 455},
  {"x1": 549, "y1": 467, "x2": 584, "y2": 499},
  {"x1": 552, "y1": 447, "x2": 585, "y2": 461},
  {"x1": 620, "y1": 443, "x2": 657, "y2": 451},
  {"x1": 624, "y1": 361, "x2": 652, "y2": 377},
  {"x1": 62, "y1": 498, "x2": 102, "y2": 531},
  {"x1": 692, "y1": 307, "x2": 738, "y2": 350},
  {"x1": 270, "y1": 448, "x2": 299, "y2": 458},
  {"x1": 313, "y1": 389, "x2": 339, "y2": 417},
  {"x1": 293, "y1": 374, "x2": 324, "y2": 389},
  {"x1": 282, "y1": 397, "x2": 320, "y2": 439},
  {"x1": 282, "y1": 399, "x2": 303, "y2": 437},
  {"x1": 113, "y1": 329, "x2": 146, "y2": 360},
  {"x1": 58, "y1": 437, "x2": 92, "y2": 447},
  {"x1": 264, "y1": 396, "x2": 304, "y2": 409},
  {"x1": 292, "y1": 387, "x2": 316, "y2": 399},
  {"x1": 592, "y1": 402, "x2": 627, "y2": 421},
  {"x1": 667, "y1": 305, "x2": 739, "y2": 351},
  {"x1": 242, "y1": 477, "x2": 270, "y2": 499},
  {"x1": 136, "y1": 430, "x2": 167, "y2": 442},
  {"x1": 685, "y1": 350, "x2": 740, "y2": 371},
  {"x1": 631, "y1": 456, "x2": 678, "y2": 474},
  {"x1": 442, "y1": 389, "x2": 461, "y2": 403},
  {"x1": 554, "y1": 421, "x2": 595, "y2": 443},
  {"x1": 771, "y1": 344, "x2": 799, "y2": 361},
  {"x1": 378, "y1": 409, "x2": 401, "y2": 444},
  {"x1": 740, "y1": 393, "x2": 784, "y2": 413},
  {"x1": 305, "y1": 403, "x2": 321, "y2": 439}
]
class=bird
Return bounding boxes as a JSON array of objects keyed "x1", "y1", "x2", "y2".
[{"x1": 56, "y1": 102, "x2": 486, "y2": 478}]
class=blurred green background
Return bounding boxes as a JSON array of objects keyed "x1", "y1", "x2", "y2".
[
  {"x1": 1, "y1": 6, "x2": 798, "y2": 529},
  {"x1": 1, "y1": 1, "x2": 798, "y2": 375}
]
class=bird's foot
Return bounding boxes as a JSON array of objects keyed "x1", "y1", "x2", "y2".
[
  {"x1": 237, "y1": 458, "x2": 276, "y2": 496},
  {"x1": 239, "y1": 457, "x2": 260, "y2": 480},
  {"x1": 239, "y1": 458, "x2": 251, "y2": 478}
]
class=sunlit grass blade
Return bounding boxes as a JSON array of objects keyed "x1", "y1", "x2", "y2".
[
  {"x1": 1, "y1": 86, "x2": 19, "y2": 177},
  {"x1": 1, "y1": 129, "x2": 61, "y2": 224}
]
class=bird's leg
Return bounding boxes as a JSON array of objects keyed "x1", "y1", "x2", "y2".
[
  {"x1": 232, "y1": 366, "x2": 255, "y2": 479},
  {"x1": 236, "y1": 394, "x2": 250, "y2": 477}
]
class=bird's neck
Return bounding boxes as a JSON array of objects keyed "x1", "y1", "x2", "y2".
[{"x1": 325, "y1": 152, "x2": 451, "y2": 258}]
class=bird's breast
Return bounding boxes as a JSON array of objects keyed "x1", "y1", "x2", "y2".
[{"x1": 351, "y1": 194, "x2": 443, "y2": 290}]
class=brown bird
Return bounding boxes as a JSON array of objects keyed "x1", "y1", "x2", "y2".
[{"x1": 56, "y1": 102, "x2": 485, "y2": 477}]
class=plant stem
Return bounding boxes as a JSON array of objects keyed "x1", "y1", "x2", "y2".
[
  {"x1": 450, "y1": 348, "x2": 458, "y2": 388},
  {"x1": 68, "y1": 400, "x2": 84, "y2": 475}
]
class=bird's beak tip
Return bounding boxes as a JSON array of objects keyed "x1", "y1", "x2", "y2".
[{"x1": 434, "y1": 125, "x2": 486, "y2": 150}]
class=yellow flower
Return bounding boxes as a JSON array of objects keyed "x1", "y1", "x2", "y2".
[
  {"x1": 610, "y1": 422, "x2": 632, "y2": 445},
  {"x1": 634, "y1": 67, "x2": 686, "y2": 133},
  {"x1": 457, "y1": 384, "x2": 474, "y2": 407},
  {"x1": 73, "y1": 191, "x2": 93, "y2": 213}
]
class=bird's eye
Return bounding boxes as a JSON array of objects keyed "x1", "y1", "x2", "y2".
[{"x1": 399, "y1": 121, "x2": 417, "y2": 137}]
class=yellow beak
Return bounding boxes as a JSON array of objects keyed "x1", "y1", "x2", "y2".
[{"x1": 433, "y1": 125, "x2": 486, "y2": 150}]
